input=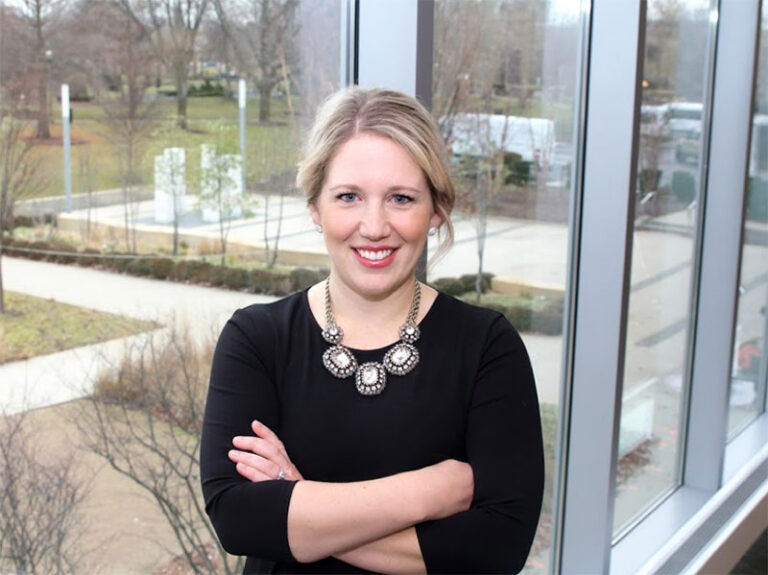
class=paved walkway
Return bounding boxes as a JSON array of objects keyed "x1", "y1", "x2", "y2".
[
  {"x1": 15, "y1": 194, "x2": 750, "y2": 412},
  {"x1": 0, "y1": 256, "x2": 564, "y2": 414},
  {"x1": 0, "y1": 257, "x2": 274, "y2": 414},
  {"x1": 56, "y1": 195, "x2": 571, "y2": 290}
]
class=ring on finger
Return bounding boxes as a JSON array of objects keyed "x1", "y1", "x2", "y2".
[{"x1": 276, "y1": 469, "x2": 287, "y2": 481}]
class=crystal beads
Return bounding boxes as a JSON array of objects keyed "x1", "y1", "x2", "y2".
[
  {"x1": 323, "y1": 345, "x2": 357, "y2": 378},
  {"x1": 321, "y1": 278, "x2": 422, "y2": 396},
  {"x1": 355, "y1": 362, "x2": 387, "y2": 395},
  {"x1": 383, "y1": 343, "x2": 419, "y2": 376},
  {"x1": 322, "y1": 324, "x2": 343, "y2": 345}
]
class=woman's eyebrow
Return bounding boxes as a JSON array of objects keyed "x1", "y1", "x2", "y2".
[
  {"x1": 327, "y1": 184, "x2": 362, "y2": 192},
  {"x1": 326, "y1": 184, "x2": 427, "y2": 194},
  {"x1": 388, "y1": 185, "x2": 428, "y2": 194}
]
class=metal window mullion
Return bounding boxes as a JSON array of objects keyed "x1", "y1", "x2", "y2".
[
  {"x1": 758, "y1": 3, "x2": 768, "y2": 417},
  {"x1": 354, "y1": 0, "x2": 434, "y2": 281},
  {"x1": 685, "y1": 0, "x2": 762, "y2": 492},
  {"x1": 356, "y1": 0, "x2": 419, "y2": 96},
  {"x1": 339, "y1": 0, "x2": 357, "y2": 87},
  {"x1": 559, "y1": 1, "x2": 645, "y2": 573},
  {"x1": 550, "y1": 1, "x2": 593, "y2": 573}
]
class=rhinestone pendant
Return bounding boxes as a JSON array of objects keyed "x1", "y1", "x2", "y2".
[
  {"x1": 355, "y1": 362, "x2": 387, "y2": 395},
  {"x1": 322, "y1": 324, "x2": 344, "y2": 345},
  {"x1": 399, "y1": 324, "x2": 420, "y2": 344},
  {"x1": 383, "y1": 343, "x2": 419, "y2": 376},
  {"x1": 322, "y1": 345, "x2": 357, "y2": 378}
]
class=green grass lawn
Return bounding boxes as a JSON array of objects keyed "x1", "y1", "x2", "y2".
[
  {"x1": 23, "y1": 95, "x2": 299, "y2": 200},
  {"x1": 0, "y1": 291, "x2": 158, "y2": 364}
]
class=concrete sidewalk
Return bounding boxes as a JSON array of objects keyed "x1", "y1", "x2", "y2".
[
  {"x1": 54, "y1": 194, "x2": 571, "y2": 292},
  {"x1": 1, "y1": 257, "x2": 275, "y2": 414},
  {"x1": 0, "y1": 256, "x2": 564, "y2": 412}
]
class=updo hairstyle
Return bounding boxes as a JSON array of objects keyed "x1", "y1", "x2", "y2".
[{"x1": 296, "y1": 86, "x2": 456, "y2": 262}]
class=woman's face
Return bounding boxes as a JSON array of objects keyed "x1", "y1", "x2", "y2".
[{"x1": 310, "y1": 133, "x2": 442, "y2": 300}]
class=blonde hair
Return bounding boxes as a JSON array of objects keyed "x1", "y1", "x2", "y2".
[{"x1": 296, "y1": 86, "x2": 456, "y2": 263}]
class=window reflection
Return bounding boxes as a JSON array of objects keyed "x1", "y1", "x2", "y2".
[
  {"x1": 728, "y1": 4, "x2": 768, "y2": 436},
  {"x1": 431, "y1": 1, "x2": 583, "y2": 571},
  {"x1": 614, "y1": 0, "x2": 714, "y2": 535}
]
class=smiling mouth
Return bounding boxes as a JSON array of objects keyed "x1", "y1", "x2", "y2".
[{"x1": 355, "y1": 248, "x2": 394, "y2": 261}]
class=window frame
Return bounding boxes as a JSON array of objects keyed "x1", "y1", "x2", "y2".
[{"x1": 352, "y1": 1, "x2": 767, "y2": 572}]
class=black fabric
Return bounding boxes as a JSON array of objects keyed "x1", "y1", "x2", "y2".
[{"x1": 200, "y1": 290, "x2": 544, "y2": 574}]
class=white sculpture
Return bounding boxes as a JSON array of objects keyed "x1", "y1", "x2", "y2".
[
  {"x1": 154, "y1": 147, "x2": 186, "y2": 223},
  {"x1": 200, "y1": 144, "x2": 243, "y2": 223}
]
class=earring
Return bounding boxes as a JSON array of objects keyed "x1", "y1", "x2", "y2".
[
  {"x1": 315, "y1": 224, "x2": 323, "y2": 233},
  {"x1": 427, "y1": 226, "x2": 438, "y2": 237}
]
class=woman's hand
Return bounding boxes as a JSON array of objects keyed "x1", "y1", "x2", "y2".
[{"x1": 228, "y1": 420, "x2": 304, "y2": 482}]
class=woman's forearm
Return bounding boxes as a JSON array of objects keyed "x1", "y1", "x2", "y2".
[
  {"x1": 286, "y1": 460, "x2": 472, "y2": 563},
  {"x1": 334, "y1": 527, "x2": 426, "y2": 574}
]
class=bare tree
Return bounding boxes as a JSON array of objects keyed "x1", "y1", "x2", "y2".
[
  {"x1": 452, "y1": 112, "x2": 511, "y2": 302},
  {"x1": 76, "y1": 148, "x2": 97, "y2": 242},
  {"x1": 502, "y1": 0, "x2": 546, "y2": 112},
  {"x1": 0, "y1": 411, "x2": 88, "y2": 574},
  {"x1": 432, "y1": 0, "x2": 489, "y2": 133},
  {"x1": 212, "y1": 0, "x2": 298, "y2": 122},
  {"x1": 294, "y1": 0, "x2": 339, "y2": 129},
  {"x1": 11, "y1": 0, "x2": 68, "y2": 140},
  {"x1": 197, "y1": 126, "x2": 250, "y2": 265},
  {"x1": 433, "y1": 0, "x2": 546, "y2": 131},
  {"x1": 0, "y1": 5, "x2": 35, "y2": 105},
  {"x1": 0, "y1": 97, "x2": 44, "y2": 313},
  {"x1": 77, "y1": 326, "x2": 243, "y2": 574},
  {"x1": 198, "y1": 17, "x2": 238, "y2": 92},
  {"x1": 259, "y1": 46, "x2": 298, "y2": 268},
  {"x1": 98, "y1": 2, "x2": 158, "y2": 252},
  {"x1": 114, "y1": 0, "x2": 209, "y2": 130}
]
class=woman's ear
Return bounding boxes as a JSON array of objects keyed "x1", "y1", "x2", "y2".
[
  {"x1": 429, "y1": 210, "x2": 443, "y2": 230},
  {"x1": 309, "y1": 202, "x2": 320, "y2": 227}
]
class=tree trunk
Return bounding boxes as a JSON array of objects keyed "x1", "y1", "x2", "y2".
[
  {"x1": 175, "y1": 69, "x2": 189, "y2": 129},
  {"x1": 123, "y1": 184, "x2": 131, "y2": 252},
  {"x1": 268, "y1": 190, "x2": 285, "y2": 268},
  {"x1": 176, "y1": 91, "x2": 188, "y2": 130},
  {"x1": 0, "y1": 234, "x2": 5, "y2": 314},
  {"x1": 173, "y1": 216, "x2": 179, "y2": 256},
  {"x1": 36, "y1": 56, "x2": 51, "y2": 140},
  {"x1": 257, "y1": 82, "x2": 272, "y2": 123},
  {"x1": 475, "y1": 164, "x2": 489, "y2": 304}
]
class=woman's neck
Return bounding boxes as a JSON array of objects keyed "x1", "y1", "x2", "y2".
[
  {"x1": 336, "y1": 279, "x2": 415, "y2": 342},
  {"x1": 307, "y1": 276, "x2": 439, "y2": 350}
]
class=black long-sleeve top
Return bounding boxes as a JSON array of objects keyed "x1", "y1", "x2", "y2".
[{"x1": 200, "y1": 290, "x2": 544, "y2": 574}]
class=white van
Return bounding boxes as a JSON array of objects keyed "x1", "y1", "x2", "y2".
[
  {"x1": 667, "y1": 102, "x2": 703, "y2": 140},
  {"x1": 443, "y1": 113, "x2": 555, "y2": 164}
]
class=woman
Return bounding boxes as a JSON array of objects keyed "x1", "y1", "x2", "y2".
[{"x1": 200, "y1": 87, "x2": 544, "y2": 574}]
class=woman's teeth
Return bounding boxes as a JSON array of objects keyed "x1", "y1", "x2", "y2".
[{"x1": 356, "y1": 249, "x2": 393, "y2": 261}]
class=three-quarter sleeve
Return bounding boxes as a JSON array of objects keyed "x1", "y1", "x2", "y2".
[
  {"x1": 200, "y1": 308, "x2": 298, "y2": 562},
  {"x1": 415, "y1": 315, "x2": 545, "y2": 574}
]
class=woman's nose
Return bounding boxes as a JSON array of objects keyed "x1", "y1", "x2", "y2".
[{"x1": 359, "y1": 204, "x2": 390, "y2": 239}]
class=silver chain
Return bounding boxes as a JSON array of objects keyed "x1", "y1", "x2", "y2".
[{"x1": 324, "y1": 278, "x2": 421, "y2": 329}]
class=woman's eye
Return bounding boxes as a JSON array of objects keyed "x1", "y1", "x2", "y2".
[
  {"x1": 336, "y1": 192, "x2": 357, "y2": 203},
  {"x1": 392, "y1": 194, "x2": 414, "y2": 205}
]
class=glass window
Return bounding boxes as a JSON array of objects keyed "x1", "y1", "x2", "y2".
[
  {"x1": 0, "y1": 2, "x2": 343, "y2": 572},
  {"x1": 431, "y1": 1, "x2": 583, "y2": 571},
  {"x1": 613, "y1": 0, "x2": 714, "y2": 535},
  {"x1": 728, "y1": 3, "x2": 768, "y2": 437}
]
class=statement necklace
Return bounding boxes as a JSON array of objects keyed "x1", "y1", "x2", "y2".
[{"x1": 321, "y1": 278, "x2": 421, "y2": 396}]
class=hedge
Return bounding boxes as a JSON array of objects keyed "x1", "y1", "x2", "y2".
[
  {"x1": 1, "y1": 237, "x2": 325, "y2": 295},
  {"x1": 434, "y1": 271, "x2": 564, "y2": 336},
  {"x1": 2, "y1": 237, "x2": 563, "y2": 334}
]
